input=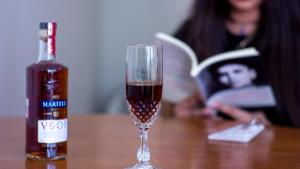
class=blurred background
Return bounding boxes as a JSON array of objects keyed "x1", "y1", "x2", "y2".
[{"x1": 0, "y1": 0, "x2": 193, "y2": 116}]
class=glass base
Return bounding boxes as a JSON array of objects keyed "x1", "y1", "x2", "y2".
[{"x1": 126, "y1": 162, "x2": 157, "y2": 169}]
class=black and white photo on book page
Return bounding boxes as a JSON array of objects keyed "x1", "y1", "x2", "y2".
[
  {"x1": 192, "y1": 50, "x2": 276, "y2": 109},
  {"x1": 155, "y1": 32, "x2": 276, "y2": 111}
]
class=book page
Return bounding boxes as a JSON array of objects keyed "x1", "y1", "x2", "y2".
[{"x1": 155, "y1": 33, "x2": 198, "y2": 103}]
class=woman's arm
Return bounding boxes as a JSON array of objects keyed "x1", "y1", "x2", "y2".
[
  {"x1": 210, "y1": 102, "x2": 270, "y2": 126},
  {"x1": 174, "y1": 94, "x2": 270, "y2": 126}
]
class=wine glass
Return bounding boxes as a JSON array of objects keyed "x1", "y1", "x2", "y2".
[{"x1": 126, "y1": 44, "x2": 163, "y2": 169}]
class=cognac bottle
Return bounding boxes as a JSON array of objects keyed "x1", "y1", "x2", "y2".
[{"x1": 26, "y1": 22, "x2": 68, "y2": 160}]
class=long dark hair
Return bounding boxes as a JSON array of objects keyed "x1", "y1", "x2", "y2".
[{"x1": 176, "y1": 0, "x2": 300, "y2": 127}]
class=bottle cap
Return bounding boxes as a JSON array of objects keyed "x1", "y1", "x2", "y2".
[{"x1": 39, "y1": 22, "x2": 56, "y2": 37}]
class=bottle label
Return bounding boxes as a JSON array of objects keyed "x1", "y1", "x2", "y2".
[
  {"x1": 38, "y1": 119, "x2": 67, "y2": 143},
  {"x1": 41, "y1": 100, "x2": 67, "y2": 108}
]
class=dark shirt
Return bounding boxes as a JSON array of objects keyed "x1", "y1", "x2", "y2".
[{"x1": 223, "y1": 31, "x2": 248, "y2": 50}]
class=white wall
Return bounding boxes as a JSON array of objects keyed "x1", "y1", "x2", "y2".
[{"x1": 0, "y1": 0, "x2": 193, "y2": 116}]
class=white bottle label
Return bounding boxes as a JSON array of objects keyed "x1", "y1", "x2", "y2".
[{"x1": 38, "y1": 119, "x2": 68, "y2": 143}]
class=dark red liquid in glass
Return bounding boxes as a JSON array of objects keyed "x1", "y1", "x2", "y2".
[{"x1": 126, "y1": 81, "x2": 162, "y2": 123}]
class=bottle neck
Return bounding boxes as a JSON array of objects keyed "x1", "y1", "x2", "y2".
[{"x1": 37, "y1": 37, "x2": 56, "y2": 62}]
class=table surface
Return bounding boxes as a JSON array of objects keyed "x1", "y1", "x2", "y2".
[{"x1": 0, "y1": 114, "x2": 300, "y2": 169}]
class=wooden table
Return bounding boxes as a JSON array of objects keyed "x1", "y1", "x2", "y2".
[{"x1": 0, "y1": 115, "x2": 300, "y2": 169}]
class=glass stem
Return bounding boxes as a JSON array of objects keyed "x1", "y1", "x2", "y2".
[{"x1": 137, "y1": 128, "x2": 150, "y2": 164}]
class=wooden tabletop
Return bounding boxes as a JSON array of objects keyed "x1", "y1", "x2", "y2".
[{"x1": 0, "y1": 115, "x2": 300, "y2": 169}]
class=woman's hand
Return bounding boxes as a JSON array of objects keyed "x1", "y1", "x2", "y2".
[
  {"x1": 174, "y1": 94, "x2": 216, "y2": 118},
  {"x1": 210, "y1": 102, "x2": 270, "y2": 126}
]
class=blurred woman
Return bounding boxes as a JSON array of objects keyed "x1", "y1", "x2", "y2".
[{"x1": 174, "y1": 0, "x2": 300, "y2": 127}]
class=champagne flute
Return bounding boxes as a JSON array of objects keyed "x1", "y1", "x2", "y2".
[{"x1": 126, "y1": 44, "x2": 163, "y2": 169}]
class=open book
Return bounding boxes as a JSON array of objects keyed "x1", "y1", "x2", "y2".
[{"x1": 155, "y1": 32, "x2": 276, "y2": 109}]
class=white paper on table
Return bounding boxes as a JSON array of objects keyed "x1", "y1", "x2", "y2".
[{"x1": 208, "y1": 123, "x2": 265, "y2": 143}]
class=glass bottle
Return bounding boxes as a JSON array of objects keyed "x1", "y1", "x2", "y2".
[{"x1": 26, "y1": 22, "x2": 68, "y2": 160}]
